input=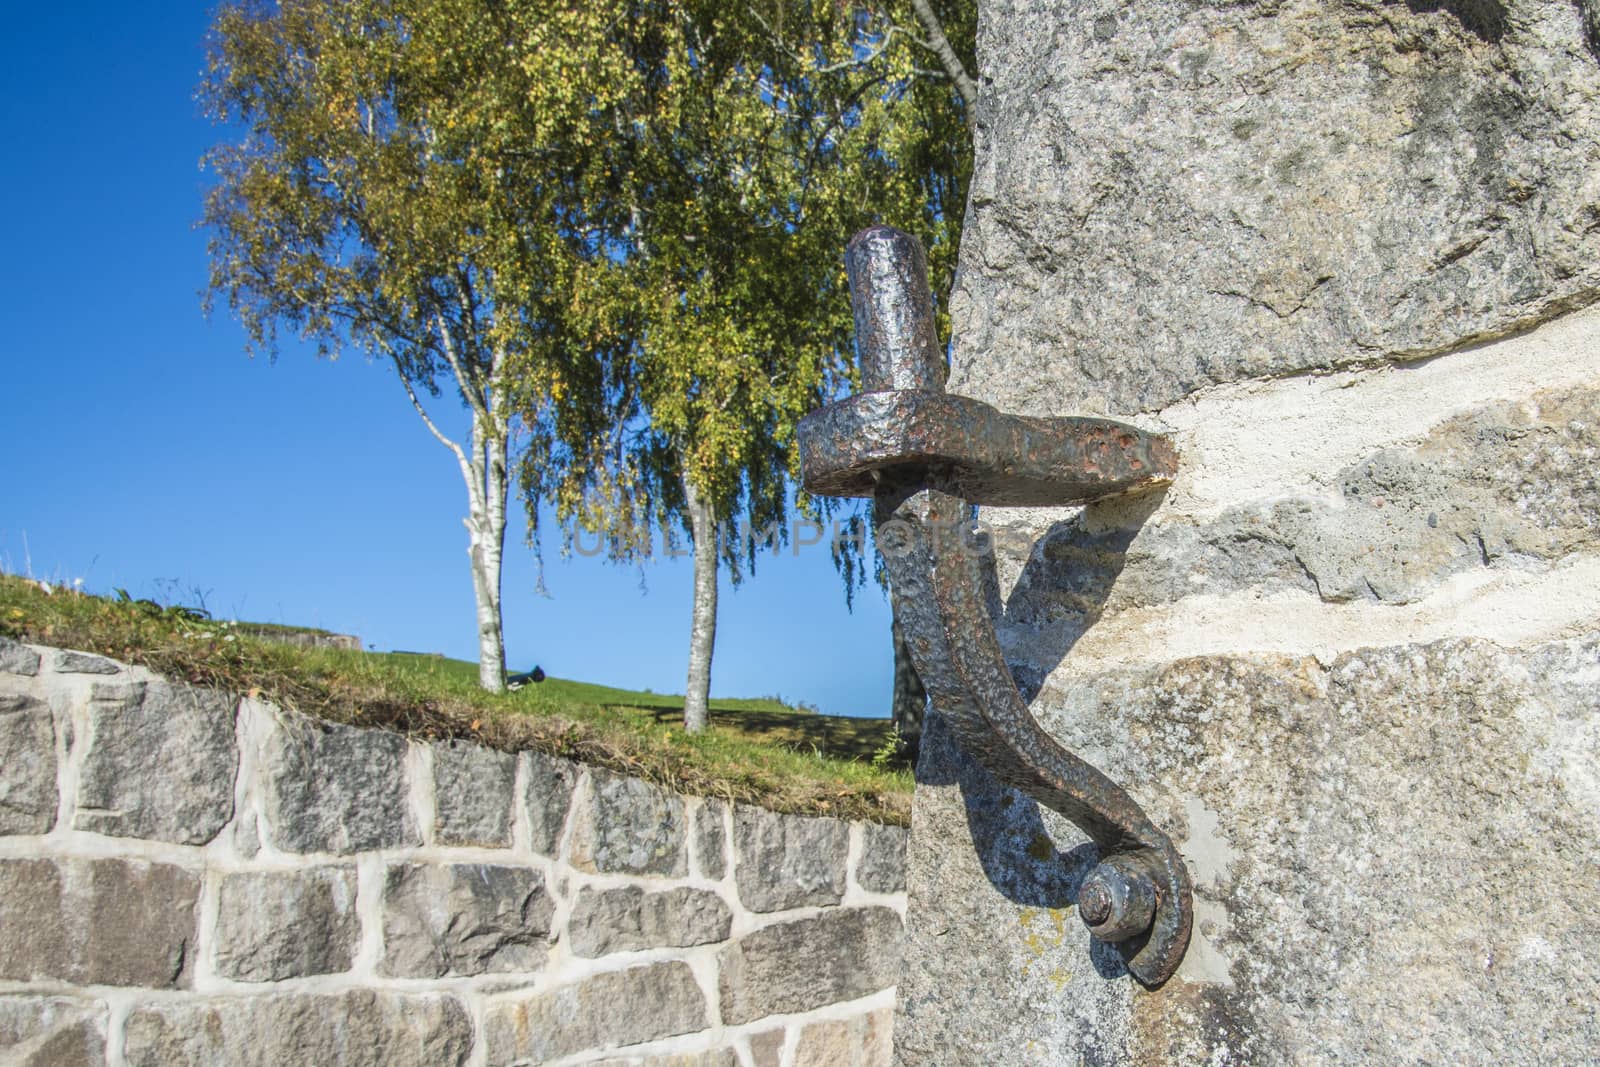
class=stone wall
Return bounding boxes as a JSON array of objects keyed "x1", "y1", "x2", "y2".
[
  {"x1": 237, "y1": 628, "x2": 363, "y2": 652},
  {"x1": 0, "y1": 640, "x2": 906, "y2": 1066},
  {"x1": 895, "y1": 1, "x2": 1600, "y2": 1064}
]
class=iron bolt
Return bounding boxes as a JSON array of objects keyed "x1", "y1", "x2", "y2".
[
  {"x1": 1079, "y1": 860, "x2": 1158, "y2": 943},
  {"x1": 1079, "y1": 880, "x2": 1114, "y2": 927}
]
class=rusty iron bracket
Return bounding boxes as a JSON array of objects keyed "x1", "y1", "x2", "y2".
[{"x1": 797, "y1": 226, "x2": 1192, "y2": 987}]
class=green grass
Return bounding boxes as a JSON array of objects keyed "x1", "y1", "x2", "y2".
[
  {"x1": 0, "y1": 574, "x2": 912, "y2": 823},
  {"x1": 385, "y1": 655, "x2": 798, "y2": 715},
  {"x1": 383, "y1": 652, "x2": 903, "y2": 766}
]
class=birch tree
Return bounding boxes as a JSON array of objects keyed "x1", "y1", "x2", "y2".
[
  {"x1": 520, "y1": 0, "x2": 975, "y2": 732},
  {"x1": 202, "y1": 0, "x2": 625, "y2": 691}
]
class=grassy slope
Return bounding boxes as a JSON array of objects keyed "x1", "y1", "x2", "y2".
[
  {"x1": 381, "y1": 653, "x2": 899, "y2": 764},
  {"x1": 0, "y1": 575, "x2": 911, "y2": 824}
]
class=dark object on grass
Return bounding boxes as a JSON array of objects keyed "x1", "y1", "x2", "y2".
[{"x1": 507, "y1": 666, "x2": 545, "y2": 690}]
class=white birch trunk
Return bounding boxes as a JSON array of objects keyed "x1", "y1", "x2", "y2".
[
  {"x1": 394, "y1": 333, "x2": 509, "y2": 694},
  {"x1": 464, "y1": 452, "x2": 507, "y2": 692},
  {"x1": 466, "y1": 521, "x2": 506, "y2": 692},
  {"x1": 682, "y1": 476, "x2": 718, "y2": 733},
  {"x1": 464, "y1": 392, "x2": 509, "y2": 694}
]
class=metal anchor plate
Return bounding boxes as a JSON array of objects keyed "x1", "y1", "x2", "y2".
[{"x1": 798, "y1": 226, "x2": 1192, "y2": 987}]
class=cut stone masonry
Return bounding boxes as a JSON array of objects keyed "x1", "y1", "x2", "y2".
[{"x1": 0, "y1": 645, "x2": 907, "y2": 1066}]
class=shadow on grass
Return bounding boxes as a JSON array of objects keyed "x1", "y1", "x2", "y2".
[
  {"x1": 623, "y1": 704, "x2": 903, "y2": 766},
  {"x1": 327, "y1": 650, "x2": 910, "y2": 769}
]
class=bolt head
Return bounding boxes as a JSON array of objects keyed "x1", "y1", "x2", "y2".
[
  {"x1": 1079, "y1": 880, "x2": 1113, "y2": 925},
  {"x1": 1079, "y1": 860, "x2": 1158, "y2": 943}
]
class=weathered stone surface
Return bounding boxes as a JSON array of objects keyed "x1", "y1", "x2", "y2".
[
  {"x1": 50, "y1": 650, "x2": 119, "y2": 674},
  {"x1": 432, "y1": 740, "x2": 515, "y2": 846},
  {"x1": 588, "y1": 1051, "x2": 739, "y2": 1067},
  {"x1": 0, "y1": 693, "x2": 55, "y2": 834},
  {"x1": 522, "y1": 750, "x2": 578, "y2": 856},
  {"x1": 899, "y1": 637, "x2": 1600, "y2": 1064},
  {"x1": 719, "y1": 908, "x2": 903, "y2": 1025},
  {"x1": 855, "y1": 822, "x2": 907, "y2": 895},
  {"x1": 381, "y1": 862, "x2": 553, "y2": 977},
  {"x1": 795, "y1": 1009, "x2": 894, "y2": 1067},
  {"x1": 899, "y1": 3, "x2": 1600, "y2": 1062},
  {"x1": 485, "y1": 961, "x2": 707, "y2": 1063},
  {"x1": 748, "y1": 1029, "x2": 786, "y2": 1067},
  {"x1": 0, "y1": 637, "x2": 40, "y2": 676},
  {"x1": 733, "y1": 807, "x2": 848, "y2": 912},
  {"x1": 692, "y1": 797, "x2": 728, "y2": 879},
  {"x1": 568, "y1": 769, "x2": 686, "y2": 876},
  {"x1": 0, "y1": 857, "x2": 197, "y2": 988},
  {"x1": 989, "y1": 383, "x2": 1600, "y2": 637},
  {"x1": 894, "y1": 711, "x2": 1118, "y2": 1066},
  {"x1": 567, "y1": 885, "x2": 733, "y2": 957},
  {"x1": 213, "y1": 867, "x2": 359, "y2": 981},
  {"x1": 241, "y1": 628, "x2": 362, "y2": 652},
  {"x1": 261, "y1": 715, "x2": 416, "y2": 853},
  {"x1": 74, "y1": 680, "x2": 236, "y2": 844},
  {"x1": 951, "y1": 0, "x2": 1600, "y2": 418},
  {"x1": 0, "y1": 996, "x2": 106, "y2": 1066},
  {"x1": 232, "y1": 807, "x2": 261, "y2": 859},
  {"x1": 123, "y1": 991, "x2": 472, "y2": 1067}
]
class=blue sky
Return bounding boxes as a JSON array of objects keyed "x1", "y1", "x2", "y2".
[{"x1": 0, "y1": 3, "x2": 895, "y2": 716}]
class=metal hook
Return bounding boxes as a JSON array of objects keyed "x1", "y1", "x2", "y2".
[{"x1": 798, "y1": 226, "x2": 1192, "y2": 986}]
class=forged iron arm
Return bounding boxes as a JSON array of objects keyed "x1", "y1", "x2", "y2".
[{"x1": 798, "y1": 226, "x2": 1192, "y2": 986}]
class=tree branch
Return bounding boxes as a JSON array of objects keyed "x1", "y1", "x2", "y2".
[
  {"x1": 388, "y1": 351, "x2": 470, "y2": 469},
  {"x1": 908, "y1": 0, "x2": 978, "y2": 130},
  {"x1": 746, "y1": 4, "x2": 907, "y2": 76},
  {"x1": 434, "y1": 312, "x2": 493, "y2": 427},
  {"x1": 454, "y1": 266, "x2": 485, "y2": 358}
]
